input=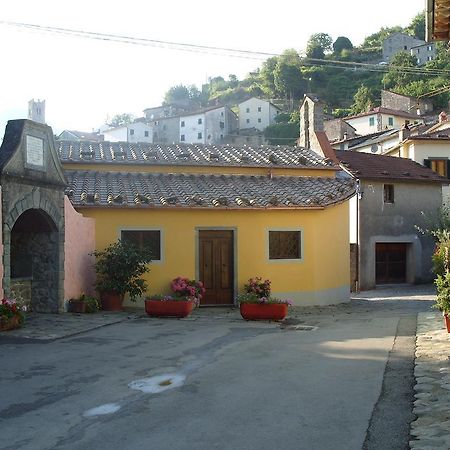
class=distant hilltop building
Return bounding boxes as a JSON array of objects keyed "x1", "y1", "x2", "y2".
[{"x1": 28, "y1": 99, "x2": 45, "y2": 124}]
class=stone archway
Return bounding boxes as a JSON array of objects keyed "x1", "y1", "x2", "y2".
[
  {"x1": 3, "y1": 190, "x2": 65, "y2": 313},
  {"x1": 10, "y1": 209, "x2": 60, "y2": 312}
]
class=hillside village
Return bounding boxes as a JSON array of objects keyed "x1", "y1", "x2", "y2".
[{"x1": 4, "y1": 2, "x2": 450, "y2": 449}]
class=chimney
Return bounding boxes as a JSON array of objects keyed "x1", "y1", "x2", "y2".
[{"x1": 399, "y1": 122, "x2": 411, "y2": 141}]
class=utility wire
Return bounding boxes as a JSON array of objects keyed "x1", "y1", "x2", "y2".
[{"x1": 3, "y1": 20, "x2": 450, "y2": 77}]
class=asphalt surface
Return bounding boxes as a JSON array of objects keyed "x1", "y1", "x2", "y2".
[{"x1": 0, "y1": 285, "x2": 436, "y2": 450}]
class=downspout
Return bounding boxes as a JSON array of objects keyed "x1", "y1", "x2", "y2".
[{"x1": 356, "y1": 178, "x2": 361, "y2": 293}]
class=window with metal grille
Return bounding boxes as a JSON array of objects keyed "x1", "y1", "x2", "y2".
[
  {"x1": 121, "y1": 230, "x2": 161, "y2": 261},
  {"x1": 269, "y1": 231, "x2": 301, "y2": 260}
]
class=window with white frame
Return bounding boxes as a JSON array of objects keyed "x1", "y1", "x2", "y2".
[
  {"x1": 268, "y1": 230, "x2": 302, "y2": 260},
  {"x1": 121, "y1": 230, "x2": 161, "y2": 261},
  {"x1": 369, "y1": 117, "x2": 375, "y2": 126}
]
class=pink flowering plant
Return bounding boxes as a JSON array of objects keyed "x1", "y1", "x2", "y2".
[
  {"x1": 147, "y1": 277, "x2": 206, "y2": 306},
  {"x1": 0, "y1": 298, "x2": 26, "y2": 326},
  {"x1": 237, "y1": 277, "x2": 293, "y2": 306}
]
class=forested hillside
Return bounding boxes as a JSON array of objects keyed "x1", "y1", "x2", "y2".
[{"x1": 161, "y1": 11, "x2": 450, "y2": 144}]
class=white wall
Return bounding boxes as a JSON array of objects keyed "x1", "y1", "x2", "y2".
[
  {"x1": 346, "y1": 115, "x2": 377, "y2": 135},
  {"x1": 238, "y1": 98, "x2": 279, "y2": 131},
  {"x1": 180, "y1": 113, "x2": 206, "y2": 144},
  {"x1": 103, "y1": 123, "x2": 153, "y2": 143}
]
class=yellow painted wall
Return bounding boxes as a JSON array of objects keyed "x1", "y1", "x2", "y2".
[
  {"x1": 79, "y1": 202, "x2": 350, "y2": 307},
  {"x1": 62, "y1": 163, "x2": 336, "y2": 178}
]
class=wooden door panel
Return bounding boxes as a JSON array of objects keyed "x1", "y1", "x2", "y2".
[
  {"x1": 199, "y1": 231, "x2": 234, "y2": 305},
  {"x1": 376, "y1": 243, "x2": 407, "y2": 284}
]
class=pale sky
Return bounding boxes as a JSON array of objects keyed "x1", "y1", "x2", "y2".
[{"x1": 0, "y1": 0, "x2": 425, "y2": 136}]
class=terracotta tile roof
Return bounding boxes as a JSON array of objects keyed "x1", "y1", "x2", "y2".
[
  {"x1": 58, "y1": 141, "x2": 337, "y2": 169},
  {"x1": 65, "y1": 171, "x2": 356, "y2": 209},
  {"x1": 344, "y1": 107, "x2": 420, "y2": 121},
  {"x1": 334, "y1": 150, "x2": 448, "y2": 183}
]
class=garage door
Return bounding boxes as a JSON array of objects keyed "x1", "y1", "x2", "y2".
[{"x1": 376, "y1": 243, "x2": 407, "y2": 284}]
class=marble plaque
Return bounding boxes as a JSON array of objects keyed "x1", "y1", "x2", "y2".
[{"x1": 26, "y1": 135, "x2": 44, "y2": 167}]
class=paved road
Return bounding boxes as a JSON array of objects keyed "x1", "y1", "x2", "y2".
[{"x1": 0, "y1": 285, "x2": 435, "y2": 450}]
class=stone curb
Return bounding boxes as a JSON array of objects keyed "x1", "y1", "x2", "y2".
[{"x1": 410, "y1": 312, "x2": 450, "y2": 450}]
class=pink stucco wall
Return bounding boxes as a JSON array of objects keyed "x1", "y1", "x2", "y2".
[
  {"x1": 0, "y1": 188, "x2": 3, "y2": 299},
  {"x1": 64, "y1": 196, "x2": 96, "y2": 299}
]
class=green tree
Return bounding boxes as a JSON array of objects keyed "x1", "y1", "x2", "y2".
[
  {"x1": 306, "y1": 33, "x2": 333, "y2": 58},
  {"x1": 164, "y1": 84, "x2": 190, "y2": 104},
  {"x1": 333, "y1": 36, "x2": 353, "y2": 55},
  {"x1": 406, "y1": 11, "x2": 426, "y2": 40},
  {"x1": 273, "y1": 50, "x2": 306, "y2": 100},
  {"x1": 350, "y1": 85, "x2": 375, "y2": 114},
  {"x1": 264, "y1": 111, "x2": 299, "y2": 145},
  {"x1": 382, "y1": 52, "x2": 418, "y2": 89},
  {"x1": 260, "y1": 56, "x2": 279, "y2": 96},
  {"x1": 109, "y1": 113, "x2": 135, "y2": 127},
  {"x1": 361, "y1": 26, "x2": 403, "y2": 49}
]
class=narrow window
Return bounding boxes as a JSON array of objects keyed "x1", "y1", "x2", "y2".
[
  {"x1": 198, "y1": 118, "x2": 202, "y2": 124},
  {"x1": 130, "y1": 129, "x2": 135, "y2": 135},
  {"x1": 258, "y1": 106, "x2": 262, "y2": 112},
  {"x1": 144, "y1": 131, "x2": 149, "y2": 137},
  {"x1": 384, "y1": 184, "x2": 394, "y2": 204},
  {"x1": 269, "y1": 231, "x2": 301, "y2": 260},
  {"x1": 121, "y1": 230, "x2": 161, "y2": 261},
  {"x1": 181, "y1": 121, "x2": 185, "y2": 127},
  {"x1": 246, "y1": 108, "x2": 250, "y2": 113},
  {"x1": 388, "y1": 117, "x2": 394, "y2": 126},
  {"x1": 198, "y1": 132, "x2": 202, "y2": 139},
  {"x1": 369, "y1": 117, "x2": 375, "y2": 126},
  {"x1": 258, "y1": 118, "x2": 262, "y2": 123},
  {"x1": 180, "y1": 134, "x2": 185, "y2": 141},
  {"x1": 246, "y1": 118, "x2": 250, "y2": 124}
]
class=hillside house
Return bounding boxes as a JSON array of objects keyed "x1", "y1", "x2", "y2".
[
  {"x1": 335, "y1": 150, "x2": 446, "y2": 290},
  {"x1": 238, "y1": 98, "x2": 281, "y2": 132},
  {"x1": 382, "y1": 32, "x2": 427, "y2": 62},
  {"x1": 102, "y1": 122, "x2": 153, "y2": 143}
]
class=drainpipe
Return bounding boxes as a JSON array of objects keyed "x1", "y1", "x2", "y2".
[{"x1": 355, "y1": 178, "x2": 361, "y2": 293}]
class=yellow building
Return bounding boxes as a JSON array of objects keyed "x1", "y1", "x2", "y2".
[{"x1": 60, "y1": 141, "x2": 355, "y2": 307}]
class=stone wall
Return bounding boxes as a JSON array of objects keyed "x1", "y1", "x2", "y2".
[{"x1": 381, "y1": 90, "x2": 433, "y2": 116}]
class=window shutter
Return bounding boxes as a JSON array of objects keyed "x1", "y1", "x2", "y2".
[
  {"x1": 423, "y1": 159, "x2": 431, "y2": 169},
  {"x1": 446, "y1": 160, "x2": 450, "y2": 179}
]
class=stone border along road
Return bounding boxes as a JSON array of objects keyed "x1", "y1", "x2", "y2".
[{"x1": 410, "y1": 312, "x2": 450, "y2": 450}]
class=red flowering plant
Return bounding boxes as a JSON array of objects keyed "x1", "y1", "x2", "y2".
[
  {"x1": 146, "y1": 277, "x2": 206, "y2": 306},
  {"x1": 0, "y1": 298, "x2": 27, "y2": 327},
  {"x1": 237, "y1": 277, "x2": 293, "y2": 306}
]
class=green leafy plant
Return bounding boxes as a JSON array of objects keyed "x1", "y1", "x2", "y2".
[
  {"x1": 434, "y1": 272, "x2": 450, "y2": 314},
  {"x1": 236, "y1": 292, "x2": 293, "y2": 306},
  {"x1": 92, "y1": 240, "x2": 152, "y2": 302}
]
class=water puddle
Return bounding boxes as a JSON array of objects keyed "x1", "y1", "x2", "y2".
[
  {"x1": 128, "y1": 373, "x2": 186, "y2": 394},
  {"x1": 83, "y1": 403, "x2": 121, "y2": 417}
]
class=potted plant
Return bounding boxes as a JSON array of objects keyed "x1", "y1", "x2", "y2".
[
  {"x1": 92, "y1": 240, "x2": 152, "y2": 311},
  {"x1": 67, "y1": 294, "x2": 100, "y2": 314},
  {"x1": 434, "y1": 272, "x2": 450, "y2": 332},
  {"x1": 0, "y1": 298, "x2": 26, "y2": 331},
  {"x1": 145, "y1": 277, "x2": 205, "y2": 318},
  {"x1": 237, "y1": 277, "x2": 293, "y2": 321}
]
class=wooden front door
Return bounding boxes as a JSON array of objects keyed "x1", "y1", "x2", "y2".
[
  {"x1": 375, "y1": 243, "x2": 407, "y2": 284},
  {"x1": 199, "y1": 230, "x2": 234, "y2": 305}
]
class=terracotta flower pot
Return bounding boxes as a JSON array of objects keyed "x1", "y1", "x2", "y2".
[
  {"x1": 444, "y1": 314, "x2": 450, "y2": 333},
  {"x1": 0, "y1": 315, "x2": 22, "y2": 331},
  {"x1": 100, "y1": 292, "x2": 124, "y2": 311},
  {"x1": 240, "y1": 303, "x2": 288, "y2": 321},
  {"x1": 145, "y1": 299, "x2": 194, "y2": 318},
  {"x1": 68, "y1": 301, "x2": 87, "y2": 313}
]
